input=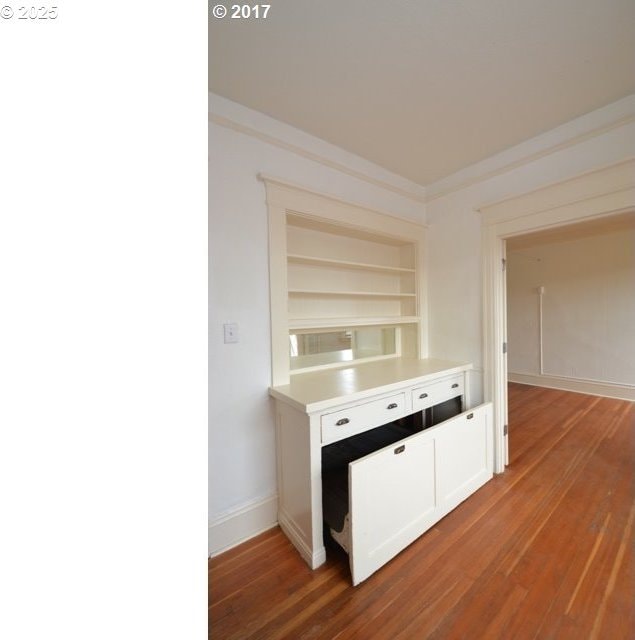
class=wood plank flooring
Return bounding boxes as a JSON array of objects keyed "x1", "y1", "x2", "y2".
[{"x1": 209, "y1": 385, "x2": 634, "y2": 639}]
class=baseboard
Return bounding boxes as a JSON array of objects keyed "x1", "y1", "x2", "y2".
[
  {"x1": 508, "y1": 372, "x2": 635, "y2": 401},
  {"x1": 208, "y1": 495, "x2": 278, "y2": 557},
  {"x1": 278, "y1": 509, "x2": 326, "y2": 570}
]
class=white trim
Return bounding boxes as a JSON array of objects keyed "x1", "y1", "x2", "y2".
[
  {"x1": 508, "y1": 372, "x2": 635, "y2": 402},
  {"x1": 209, "y1": 93, "x2": 427, "y2": 204},
  {"x1": 258, "y1": 173, "x2": 429, "y2": 227},
  {"x1": 278, "y1": 509, "x2": 326, "y2": 569},
  {"x1": 426, "y1": 95, "x2": 635, "y2": 202},
  {"x1": 208, "y1": 495, "x2": 278, "y2": 557},
  {"x1": 477, "y1": 157, "x2": 635, "y2": 221},
  {"x1": 482, "y1": 227, "x2": 507, "y2": 473}
]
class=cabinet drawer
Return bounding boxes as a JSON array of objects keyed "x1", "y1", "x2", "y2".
[
  {"x1": 321, "y1": 393, "x2": 406, "y2": 445},
  {"x1": 412, "y1": 375, "x2": 464, "y2": 411}
]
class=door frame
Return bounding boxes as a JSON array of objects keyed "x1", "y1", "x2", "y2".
[{"x1": 479, "y1": 158, "x2": 635, "y2": 474}]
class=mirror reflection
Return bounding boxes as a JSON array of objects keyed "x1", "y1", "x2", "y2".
[{"x1": 290, "y1": 328, "x2": 396, "y2": 370}]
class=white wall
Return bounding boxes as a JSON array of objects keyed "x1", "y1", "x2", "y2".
[
  {"x1": 209, "y1": 94, "x2": 426, "y2": 554},
  {"x1": 425, "y1": 103, "x2": 635, "y2": 403},
  {"x1": 507, "y1": 229, "x2": 635, "y2": 385}
]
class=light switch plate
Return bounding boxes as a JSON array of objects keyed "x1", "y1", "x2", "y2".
[{"x1": 224, "y1": 323, "x2": 239, "y2": 343}]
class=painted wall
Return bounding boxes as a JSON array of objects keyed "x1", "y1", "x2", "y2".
[
  {"x1": 425, "y1": 109, "x2": 635, "y2": 403},
  {"x1": 507, "y1": 229, "x2": 635, "y2": 385},
  {"x1": 209, "y1": 94, "x2": 426, "y2": 553}
]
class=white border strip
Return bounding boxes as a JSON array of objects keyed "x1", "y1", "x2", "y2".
[
  {"x1": 509, "y1": 372, "x2": 635, "y2": 402},
  {"x1": 208, "y1": 495, "x2": 278, "y2": 557}
]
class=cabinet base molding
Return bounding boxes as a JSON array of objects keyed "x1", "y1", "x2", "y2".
[
  {"x1": 508, "y1": 372, "x2": 635, "y2": 401},
  {"x1": 278, "y1": 510, "x2": 327, "y2": 569},
  {"x1": 208, "y1": 495, "x2": 278, "y2": 557}
]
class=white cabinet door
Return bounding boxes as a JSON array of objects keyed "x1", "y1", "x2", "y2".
[
  {"x1": 349, "y1": 430, "x2": 437, "y2": 586},
  {"x1": 435, "y1": 404, "x2": 493, "y2": 517},
  {"x1": 348, "y1": 403, "x2": 492, "y2": 585}
]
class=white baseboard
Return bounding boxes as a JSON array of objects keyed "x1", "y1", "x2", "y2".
[
  {"x1": 209, "y1": 495, "x2": 278, "y2": 557},
  {"x1": 508, "y1": 372, "x2": 635, "y2": 401},
  {"x1": 278, "y1": 509, "x2": 326, "y2": 570}
]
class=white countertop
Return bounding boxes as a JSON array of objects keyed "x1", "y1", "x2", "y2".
[{"x1": 270, "y1": 357, "x2": 472, "y2": 413}]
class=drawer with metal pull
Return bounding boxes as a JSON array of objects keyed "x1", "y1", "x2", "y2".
[
  {"x1": 411, "y1": 375, "x2": 464, "y2": 411},
  {"x1": 320, "y1": 393, "x2": 406, "y2": 445}
]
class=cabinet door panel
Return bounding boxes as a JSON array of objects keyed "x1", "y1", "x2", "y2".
[
  {"x1": 349, "y1": 430, "x2": 437, "y2": 585},
  {"x1": 435, "y1": 403, "x2": 492, "y2": 515},
  {"x1": 347, "y1": 402, "x2": 492, "y2": 585}
]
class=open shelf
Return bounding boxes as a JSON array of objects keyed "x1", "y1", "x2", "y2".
[
  {"x1": 284, "y1": 211, "x2": 421, "y2": 343},
  {"x1": 288, "y1": 289, "x2": 417, "y2": 299},
  {"x1": 288, "y1": 254, "x2": 416, "y2": 275},
  {"x1": 262, "y1": 175, "x2": 426, "y2": 382},
  {"x1": 289, "y1": 316, "x2": 420, "y2": 331}
]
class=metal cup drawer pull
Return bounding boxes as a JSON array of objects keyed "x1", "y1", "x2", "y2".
[
  {"x1": 387, "y1": 403, "x2": 398, "y2": 410},
  {"x1": 466, "y1": 413, "x2": 474, "y2": 420},
  {"x1": 394, "y1": 445, "x2": 405, "y2": 455},
  {"x1": 336, "y1": 418, "x2": 350, "y2": 426},
  {"x1": 419, "y1": 392, "x2": 428, "y2": 399},
  {"x1": 451, "y1": 383, "x2": 459, "y2": 388}
]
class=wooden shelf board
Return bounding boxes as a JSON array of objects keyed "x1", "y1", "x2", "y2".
[
  {"x1": 288, "y1": 289, "x2": 416, "y2": 299},
  {"x1": 288, "y1": 316, "x2": 420, "y2": 330},
  {"x1": 287, "y1": 254, "x2": 415, "y2": 274}
]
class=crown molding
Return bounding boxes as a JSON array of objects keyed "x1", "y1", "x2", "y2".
[
  {"x1": 210, "y1": 92, "x2": 635, "y2": 207},
  {"x1": 208, "y1": 94, "x2": 427, "y2": 205},
  {"x1": 425, "y1": 95, "x2": 635, "y2": 202},
  {"x1": 476, "y1": 157, "x2": 635, "y2": 223},
  {"x1": 258, "y1": 173, "x2": 429, "y2": 228}
]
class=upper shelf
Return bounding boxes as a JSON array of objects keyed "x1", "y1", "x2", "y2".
[
  {"x1": 287, "y1": 254, "x2": 415, "y2": 275},
  {"x1": 288, "y1": 289, "x2": 416, "y2": 298},
  {"x1": 289, "y1": 316, "x2": 421, "y2": 330}
]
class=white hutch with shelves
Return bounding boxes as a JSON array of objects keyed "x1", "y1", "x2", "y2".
[{"x1": 263, "y1": 176, "x2": 493, "y2": 585}]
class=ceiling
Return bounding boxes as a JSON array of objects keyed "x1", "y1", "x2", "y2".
[{"x1": 209, "y1": 0, "x2": 635, "y2": 186}]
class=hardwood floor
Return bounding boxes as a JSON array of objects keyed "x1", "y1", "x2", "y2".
[{"x1": 209, "y1": 385, "x2": 634, "y2": 639}]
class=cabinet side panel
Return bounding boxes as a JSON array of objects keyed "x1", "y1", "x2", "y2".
[{"x1": 276, "y1": 401, "x2": 325, "y2": 568}]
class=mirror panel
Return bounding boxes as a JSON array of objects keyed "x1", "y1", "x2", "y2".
[{"x1": 290, "y1": 328, "x2": 397, "y2": 370}]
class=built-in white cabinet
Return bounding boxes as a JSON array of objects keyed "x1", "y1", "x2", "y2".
[
  {"x1": 263, "y1": 177, "x2": 493, "y2": 585},
  {"x1": 261, "y1": 175, "x2": 426, "y2": 386},
  {"x1": 270, "y1": 357, "x2": 494, "y2": 585}
]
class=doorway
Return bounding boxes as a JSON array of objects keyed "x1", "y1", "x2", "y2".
[{"x1": 480, "y1": 159, "x2": 635, "y2": 474}]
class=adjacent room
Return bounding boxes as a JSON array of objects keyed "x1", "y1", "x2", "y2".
[{"x1": 209, "y1": 1, "x2": 635, "y2": 637}]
